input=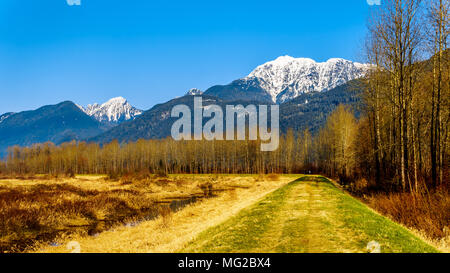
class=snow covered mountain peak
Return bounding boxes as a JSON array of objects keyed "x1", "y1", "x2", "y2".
[
  {"x1": 80, "y1": 97, "x2": 142, "y2": 124},
  {"x1": 0, "y1": 112, "x2": 15, "y2": 124},
  {"x1": 186, "y1": 88, "x2": 203, "y2": 96},
  {"x1": 246, "y1": 56, "x2": 369, "y2": 103}
]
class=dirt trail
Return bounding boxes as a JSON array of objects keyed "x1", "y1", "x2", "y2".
[
  {"x1": 34, "y1": 176, "x2": 294, "y2": 253},
  {"x1": 33, "y1": 176, "x2": 436, "y2": 253},
  {"x1": 219, "y1": 178, "x2": 360, "y2": 252},
  {"x1": 182, "y1": 176, "x2": 437, "y2": 253}
]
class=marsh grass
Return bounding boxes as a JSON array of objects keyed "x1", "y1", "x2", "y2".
[
  {"x1": 0, "y1": 181, "x2": 155, "y2": 252},
  {"x1": 0, "y1": 175, "x2": 184, "y2": 252},
  {"x1": 0, "y1": 174, "x2": 271, "y2": 253},
  {"x1": 34, "y1": 175, "x2": 293, "y2": 253}
]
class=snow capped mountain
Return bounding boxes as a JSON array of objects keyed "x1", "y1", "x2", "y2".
[
  {"x1": 0, "y1": 112, "x2": 15, "y2": 124},
  {"x1": 79, "y1": 97, "x2": 143, "y2": 124},
  {"x1": 186, "y1": 88, "x2": 203, "y2": 96},
  {"x1": 246, "y1": 56, "x2": 369, "y2": 103}
]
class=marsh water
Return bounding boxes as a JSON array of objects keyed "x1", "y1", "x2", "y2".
[{"x1": 0, "y1": 186, "x2": 238, "y2": 253}]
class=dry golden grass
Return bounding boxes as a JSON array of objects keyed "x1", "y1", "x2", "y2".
[
  {"x1": 32, "y1": 175, "x2": 294, "y2": 253},
  {"x1": 0, "y1": 175, "x2": 152, "y2": 252},
  {"x1": 1, "y1": 174, "x2": 290, "y2": 253}
]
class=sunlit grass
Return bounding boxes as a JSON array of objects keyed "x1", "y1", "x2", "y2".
[
  {"x1": 1, "y1": 174, "x2": 290, "y2": 252},
  {"x1": 182, "y1": 176, "x2": 438, "y2": 253},
  {"x1": 33, "y1": 174, "x2": 292, "y2": 253}
]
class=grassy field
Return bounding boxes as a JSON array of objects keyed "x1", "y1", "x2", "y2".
[
  {"x1": 1, "y1": 174, "x2": 439, "y2": 253},
  {"x1": 182, "y1": 176, "x2": 438, "y2": 253},
  {"x1": 29, "y1": 174, "x2": 294, "y2": 253},
  {"x1": 0, "y1": 174, "x2": 292, "y2": 253}
]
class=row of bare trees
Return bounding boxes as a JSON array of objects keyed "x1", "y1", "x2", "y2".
[
  {"x1": 0, "y1": 132, "x2": 315, "y2": 176},
  {"x1": 361, "y1": 0, "x2": 448, "y2": 192}
]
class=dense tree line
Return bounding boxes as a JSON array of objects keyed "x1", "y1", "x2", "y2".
[
  {"x1": 0, "y1": 133, "x2": 315, "y2": 176},
  {"x1": 315, "y1": 0, "x2": 448, "y2": 192},
  {"x1": 359, "y1": 0, "x2": 449, "y2": 191}
]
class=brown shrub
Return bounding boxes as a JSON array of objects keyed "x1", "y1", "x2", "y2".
[
  {"x1": 349, "y1": 178, "x2": 369, "y2": 192},
  {"x1": 107, "y1": 171, "x2": 120, "y2": 180},
  {"x1": 253, "y1": 173, "x2": 265, "y2": 182},
  {"x1": 266, "y1": 173, "x2": 280, "y2": 181},
  {"x1": 366, "y1": 188, "x2": 450, "y2": 240},
  {"x1": 154, "y1": 168, "x2": 168, "y2": 178},
  {"x1": 130, "y1": 170, "x2": 152, "y2": 180},
  {"x1": 158, "y1": 206, "x2": 172, "y2": 228},
  {"x1": 199, "y1": 182, "x2": 213, "y2": 197},
  {"x1": 65, "y1": 169, "x2": 75, "y2": 178}
]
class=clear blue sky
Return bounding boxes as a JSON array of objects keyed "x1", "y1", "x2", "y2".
[{"x1": 0, "y1": 0, "x2": 376, "y2": 113}]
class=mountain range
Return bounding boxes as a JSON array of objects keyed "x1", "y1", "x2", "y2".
[
  {"x1": 90, "y1": 79, "x2": 363, "y2": 145},
  {"x1": 203, "y1": 56, "x2": 368, "y2": 103},
  {"x1": 0, "y1": 56, "x2": 368, "y2": 157},
  {"x1": 0, "y1": 101, "x2": 103, "y2": 156},
  {"x1": 77, "y1": 96, "x2": 143, "y2": 127}
]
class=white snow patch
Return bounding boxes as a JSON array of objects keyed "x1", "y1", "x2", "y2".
[
  {"x1": 246, "y1": 56, "x2": 370, "y2": 103},
  {"x1": 79, "y1": 97, "x2": 143, "y2": 124}
]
